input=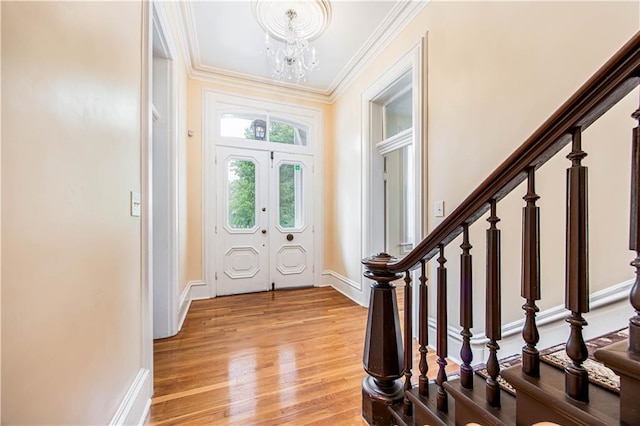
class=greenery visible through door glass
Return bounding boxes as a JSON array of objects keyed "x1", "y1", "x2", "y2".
[
  {"x1": 228, "y1": 159, "x2": 256, "y2": 229},
  {"x1": 279, "y1": 164, "x2": 301, "y2": 228},
  {"x1": 243, "y1": 121, "x2": 307, "y2": 145}
]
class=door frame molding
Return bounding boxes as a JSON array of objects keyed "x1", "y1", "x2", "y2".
[
  {"x1": 140, "y1": 0, "x2": 154, "y2": 409},
  {"x1": 361, "y1": 38, "x2": 426, "y2": 306},
  {"x1": 151, "y1": 1, "x2": 181, "y2": 338},
  {"x1": 203, "y1": 90, "x2": 324, "y2": 297}
]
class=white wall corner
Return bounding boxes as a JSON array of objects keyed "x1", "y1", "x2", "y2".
[
  {"x1": 427, "y1": 279, "x2": 634, "y2": 366},
  {"x1": 178, "y1": 280, "x2": 209, "y2": 331},
  {"x1": 321, "y1": 270, "x2": 367, "y2": 307},
  {"x1": 110, "y1": 368, "x2": 152, "y2": 426}
]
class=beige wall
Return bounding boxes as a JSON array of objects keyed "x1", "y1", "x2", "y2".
[
  {"x1": 1, "y1": 1, "x2": 3, "y2": 420},
  {"x1": 2, "y1": 2, "x2": 144, "y2": 424},
  {"x1": 185, "y1": 79, "x2": 333, "y2": 284},
  {"x1": 176, "y1": 27, "x2": 190, "y2": 298},
  {"x1": 186, "y1": 79, "x2": 204, "y2": 283},
  {"x1": 329, "y1": 1, "x2": 639, "y2": 324}
]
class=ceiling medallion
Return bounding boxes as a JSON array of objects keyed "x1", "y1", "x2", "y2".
[{"x1": 253, "y1": 0, "x2": 332, "y2": 82}]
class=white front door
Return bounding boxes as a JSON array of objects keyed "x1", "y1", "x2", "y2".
[{"x1": 216, "y1": 146, "x2": 314, "y2": 296}]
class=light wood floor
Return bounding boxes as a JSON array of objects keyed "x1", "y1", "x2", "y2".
[{"x1": 148, "y1": 286, "x2": 458, "y2": 425}]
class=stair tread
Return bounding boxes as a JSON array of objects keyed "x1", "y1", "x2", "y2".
[
  {"x1": 501, "y1": 362, "x2": 619, "y2": 425},
  {"x1": 595, "y1": 339, "x2": 640, "y2": 380},
  {"x1": 443, "y1": 372, "x2": 516, "y2": 426}
]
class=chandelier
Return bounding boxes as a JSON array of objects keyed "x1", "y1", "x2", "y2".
[
  {"x1": 263, "y1": 9, "x2": 319, "y2": 82},
  {"x1": 253, "y1": 0, "x2": 331, "y2": 84}
]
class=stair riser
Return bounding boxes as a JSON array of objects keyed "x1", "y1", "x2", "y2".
[
  {"x1": 620, "y1": 375, "x2": 640, "y2": 425},
  {"x1": 514, "y1": 393, "x2": 608, "y2": 426},
  {"x1": 452, "y1": 398, "x2": 506, "y2": 426}
]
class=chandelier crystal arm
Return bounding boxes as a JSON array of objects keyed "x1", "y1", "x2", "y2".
[{"x1": 262, "y1": 8, "x2": 320, "y2": 82}]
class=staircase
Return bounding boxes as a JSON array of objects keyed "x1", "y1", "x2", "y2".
[{"x1": 361, "y1": 31, "x2": 640, "y2": 425}]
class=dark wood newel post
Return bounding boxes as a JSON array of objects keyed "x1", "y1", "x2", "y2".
[{"x1": 362, "y1": 253, "x2": 404, "y2": 425}]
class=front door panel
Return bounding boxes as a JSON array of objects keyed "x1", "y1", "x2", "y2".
[
  {"x1": 217, "y1": 147, "x2": 269, "y2": 295},
  {"x1": 270, "y1": 152, "x2": 314, "y2": 289}
]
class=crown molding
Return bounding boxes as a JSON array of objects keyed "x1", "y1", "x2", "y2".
[
  {"x1": 174, "y1": 0, "x2": 429, "y2": 105},
  {"x1": 177, "y1": 0, "x2": 202, "y2": 71},
  {"x1": 189, "y1": 68, "x2": 332, "y2": 104},
  {"x1": 195, "y1": 61, "x2": 329, "y2": 98},
  {"x1": 327, "y1": 0, "x2": 428, "y2": 103}
]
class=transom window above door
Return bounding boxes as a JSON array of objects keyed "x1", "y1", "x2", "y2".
[{"x1": 220, "y1": 111, "x2": 309, "y2": 146}]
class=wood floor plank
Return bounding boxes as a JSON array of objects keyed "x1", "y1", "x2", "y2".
[{"x1": 148, "y1": 286, "x2": 456, "y2": 425}]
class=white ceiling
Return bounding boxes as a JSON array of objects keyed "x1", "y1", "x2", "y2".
[{"x1": 178, "y1": 1, "x2": 426, "y2": 101}]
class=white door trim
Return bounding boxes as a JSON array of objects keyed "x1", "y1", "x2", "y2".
[
  {"x1": 361, "y1": 38, "x2": 426, "y2": 306},
  {"x1": 139, "y1": 0, "x2": 154, "y2": 417},
  {"x1": 151, "y1": 1, "x2": 181, "y2": 339},
  {"x1": 203, "y1": 90, "x2": 324, "y2": 297}
]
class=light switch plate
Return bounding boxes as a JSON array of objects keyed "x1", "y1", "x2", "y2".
[
  {"x1": 435, "y1": 200, "x2": 445, "y2": 217},
  {"x1": 131, "y1": 191, "x2": 141, "y2": 217}
]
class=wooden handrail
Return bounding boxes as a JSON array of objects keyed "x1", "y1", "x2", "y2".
[{"x1": 385, "y1": 31, "x2": 640, "y2": 273}]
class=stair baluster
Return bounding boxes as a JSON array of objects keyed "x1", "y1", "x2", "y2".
[
  {"x1": 418, "y1": 259, "x2": 429, "y2": 396},
  {"x1": 403, "y1": 270, "x2": 413, "y2": 416},
  {"x1": 630, "y1": 106, "x2": 640, "y2": 355},
  {"x1": 486, "y1": 200, "x2": 501, "y2": 408},
  {"x1": 460, "y1": 223, "x2": 474, "y2": 389},
  {"x1": 436, "y1": 244, "x2": 449, "y2": 413},
  {"x1": 565, "y1": 127, "x2": 590, "y2": 403},
  {"x1": 522, "y1": 166, "x2": 541, "y2": 377}
]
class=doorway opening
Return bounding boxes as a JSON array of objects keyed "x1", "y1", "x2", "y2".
[
  {"x1": 361, "y1": 40, "x2": 425, "y2": 308},
  {"x1": 204, "y1": 92, "x2": 324, "y2": 297},
  {"x1": 151, "y1": 6, "x2": 179, "y2": 339},
  {"x1": 216, "y1": 146, "x2": 314, "y2": 295}
]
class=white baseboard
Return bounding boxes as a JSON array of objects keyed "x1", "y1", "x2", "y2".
[
  {"x1": 178, "y1": 280, "x2": 209, "y2": 331},
  {"x1": 427, "y1": 279, "x2": 634, "y2": 365},
  {"x1": 321, "y1": 270, "x2": 368, "y2": 307},
  {"x1": 110, "y1": 368, "x2": 152, "y2": 426}
]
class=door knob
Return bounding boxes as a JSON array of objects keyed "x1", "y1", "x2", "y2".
[{"x1": 262, "y1": 229, "x2": 267, "y2": 234}]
